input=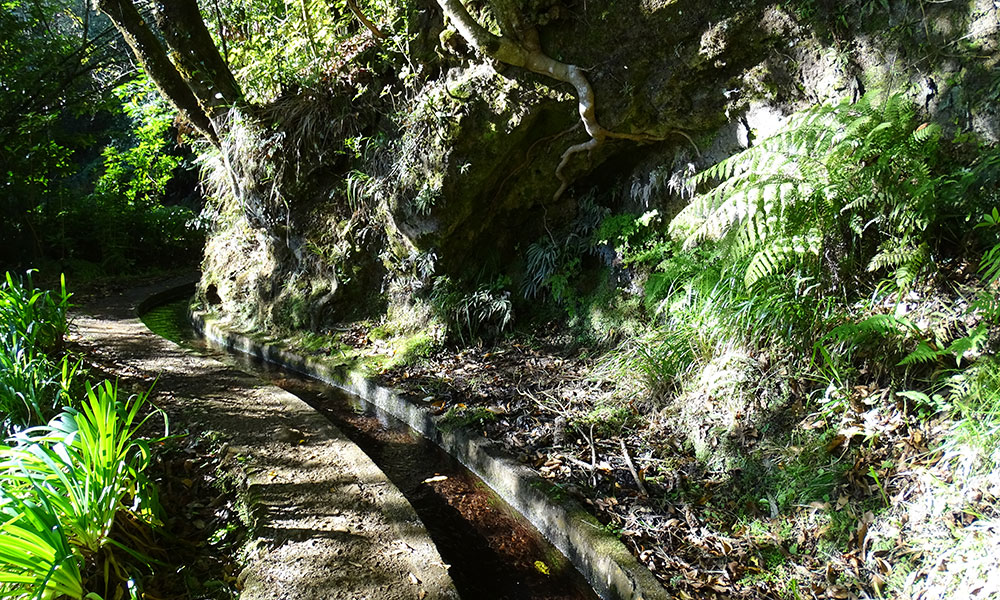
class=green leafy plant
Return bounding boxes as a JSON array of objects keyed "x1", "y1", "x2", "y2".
[
  {"x1": 206, "y1": 0, "x2": 401, "y2": 102},
  {"x1": 0, "y1": 271, "x2": 70, "y2": 356},
  {"x1": 1, "y1": 381, "x2": 166, "y2": 556},
  {"x1": 520, "y1": 194, "x2": 609, "y2": 311},
  {"x1": 0, "y1": 487, "x2": 90, "y2": 600},
  {"x1": 972, "y1": 205, "x2": 1000, "y2": 323},
  {"x1": 345, "y1": 169, "x2": 373, "y2": 214},
  {"x1": 979, "y1": 207, "x2": 1000, "y2": 282},
  {"x1": 0, "y1": 375, "x2": 165, "y2": 600},
  {"x1": 430, "y1": 276, "x2": 513, "y2": 344},
  {"x1": 946, "y1": 358, "x2": 1000, "y2": 463},
  {"x1": 0, "y1": 351, "x2": 79, "y2": 434},
  {"x1": 594, "y1": 209, "x2": 667, "y2": 269},
  {"x1": 412, "y1": 184, "x2": 439, "y2": 216},
  {"x1": 521, "y1": 239, "x2": 558, "y2": 300},
  {"x1": 604, "y1": 327, "x2": 697, "y2": 396},
  {"x1": 76, "y1": 75, "x2": 203, "y2": 272},
  {"x1": 0, "y1": 271, "x2": 74, "y2": 430},
  {"x1": 820, "y1": 312, "x2": 968, "y2": 366},
  {"x1": 671, "y1": 91, "x2": 943, "y2": 289}
]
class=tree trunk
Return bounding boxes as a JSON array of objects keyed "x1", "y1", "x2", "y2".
[
  {"x1": 151, "y1": 0, "x2": 243, "y2": 117},
  {"x1": 96, "y1": 0, "x2": 219, "y2": 146},
  {"x1": 345, "y1": 0, "x2": 386, "y2": 40},
  {"x1": 300, "y1": 0, "x2": 320, "y2": 58}
]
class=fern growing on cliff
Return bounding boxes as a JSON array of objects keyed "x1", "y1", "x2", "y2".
[{"x1": 671, "y1": 91, "x2": 942, "y2": 288}]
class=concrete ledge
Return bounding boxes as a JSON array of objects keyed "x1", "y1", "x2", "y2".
[
  {"x1": 192, "y1": 310, "x2": 669, "y2": 600},
  {"x1": 135, "y1": 279, "x2": 198, "y2": 316}
]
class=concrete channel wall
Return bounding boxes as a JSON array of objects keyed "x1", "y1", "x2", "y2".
[{"x1": 189, "y1": 308, "x2": 669, "y2": 600}]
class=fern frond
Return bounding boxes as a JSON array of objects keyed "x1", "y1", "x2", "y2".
[
  {"x1": 981, "y1": 242, "x2": 1000, "y2": 283},
  {"x1": 899, "y1": 341, "x2": 941, "y2": 366},
  {"x1": 838, "y1": 114, "x2": 876, "y2": 145},
  {"x1": 882, "y1": 93, "x2": 916, "y2": 129},
  {"x1": 893, "y1": 243, "x2": 930, "y2": 290},
  {"x1": 867, "y1": 242, "x2": 917, "y2": 272},
  {"x1": 910, "y1": 122, "x2": 941, "y2": 146},
  {"x1": 867, "y1": 241, "x2": 929, "y2": 289},
  {"x1": 945, "y1": 324, "x2": 988, "y2": 367},
  {"x1": 674, "y1": 89, "x2": 942, "y2": 289},
  {"x1": 827, "y1": 313, "x2": 913, "y2": 343},
  {"x1": 688, "y1": 189, "x2": 751, "y2": 245},
  {"x1": 865, "y1": 120, "x2": 894, "y2": 143},
  {"x1": 744, "y1": 229, "x2": 821, "y2": 286}
]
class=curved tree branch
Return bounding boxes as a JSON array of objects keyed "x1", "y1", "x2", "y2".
[
  {"x1": 345, "y1": 0, "x2": 386, "y2": 40},
  {"x1": 436, "y1": 0, "x2": 702, "y2": 200},
  {"x1": 97, "y1": 0, "x2": 219, "y2": 146},
  {"x1": 435, "y1": 0, "x2": 652, "y2": 199},
  {"x1": 151, "y1": 0, "x2": 243, "y2": 117}
]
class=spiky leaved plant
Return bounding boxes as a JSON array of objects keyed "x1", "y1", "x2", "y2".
[
  {"x1": 0, "y1": 486, "x2": 89, "y2": 600},
  {"x1": 671, "y1": 91, "x2": 942, "y2": 289},
  {"x1": 0, "y1": 381, "x2": 165, "y2": 556},
  {"x1": 0, "y1": 271, "x2": 74, "y2": 430}
]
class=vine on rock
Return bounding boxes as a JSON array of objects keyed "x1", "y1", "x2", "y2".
[{"x1": 434, "y1": 0, "x2": 694, "y2": 200}]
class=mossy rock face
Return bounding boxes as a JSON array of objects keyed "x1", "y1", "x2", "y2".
[
  {"x1": 387, "y1": 62, "x2": 576, "y2": 271},
  {"x1": 199, "y1": 0, "x2": 1000, "y2": 333},
  {"x1": 199, "y1": 208, "x2": 387, "y2": 334},
  {"x1": 384, "y1": 0, "x2": 810, "y2": 274}
]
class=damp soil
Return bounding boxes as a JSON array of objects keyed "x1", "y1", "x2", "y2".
[{"x1": 141, "y1": 299, "x2": 600, "y2": 600}]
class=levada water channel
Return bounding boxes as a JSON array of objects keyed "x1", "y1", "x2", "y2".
[{"x1": 140, "y1": 296, "x2": 600, "y2": 600}]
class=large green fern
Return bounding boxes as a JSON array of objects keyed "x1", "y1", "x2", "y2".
[{"x1": 671, "y1": 91, "x2": 942, "y2": 288}]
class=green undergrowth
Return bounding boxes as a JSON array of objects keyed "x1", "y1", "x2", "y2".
[
  {"x1": 439, "y1": 404, "x2": 498, "y2": 431},
  {"x1": 202, "y1": 312, "x2": 443, "y2": 377},
  {"x1": 192, "y1": 90, "x2": 999, "y2": 599},
  {"x1": 1, "y1": 270, "x2": 168, "y2": 599},
  {"x1": 286, "y1": 326, "x2": 438, "y2": 375},
  {"x1": 253, "y1": 94, "x2": 1000, "y2": 600},
  {"x1": 502, "y1": 91, "x2": 1000, "y2": 598},
  {"x1": 1, "y1": 271, "x2": 73, "y2": 429}
]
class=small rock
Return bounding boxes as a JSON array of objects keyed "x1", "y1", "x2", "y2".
[{"x1": 274, "y1": 425, "x2": 304, "y2": 442}]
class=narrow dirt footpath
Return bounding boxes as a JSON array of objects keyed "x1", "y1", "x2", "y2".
[{"x1": 71, "y1": 275, "x2": 458, "y2": 600}]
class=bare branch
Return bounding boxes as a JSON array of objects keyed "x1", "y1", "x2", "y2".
[{"x1": 345, "y1": 0, "x2": 386, "y2": 40}]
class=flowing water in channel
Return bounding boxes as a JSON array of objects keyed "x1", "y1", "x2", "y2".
[{"x1": 141, "y1": 298, "x2": 600, "y2": 600}]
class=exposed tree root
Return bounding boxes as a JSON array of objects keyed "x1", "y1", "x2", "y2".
[
  {"x1": 494, "y1": 123, "x2": 579, "y2": 205},
  {"x1": 554, "y1": 128, "x2": 702, "y2": 200},
  {"x1": 435, "y1": 0, "x2": 700, "y2": 201}
]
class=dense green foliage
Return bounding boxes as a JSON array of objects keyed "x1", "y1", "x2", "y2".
[
  {"x1": 6, "y1": 0, "x2": 1000, "y2": 596},
  {"x1": 75, "y1": 77, "x2": 205, "y2": 272},
  {"x1": 204, "y1": 0, "x2": 403, "y2": 102},
  {"x1": 0, "y1": 271, "x2": 72, "y2": 429},
  {"x1": 1, "y1": 0, "x2": 204, "y2": 276},
  {"x1": 0, "y1": 0, "x2": 120, "y2": 262},
  {"x1": 497, "y1": 91, "x2": 1000, "y2": 598},
  {"x1": 0, "y1": 272, "x2": 165, "y2": 598},
  {"x1": 430, "y1": 275, "x2": 514, "y2": 344},
  {"x1": 579, "y1": 92, "x2": 996, "y2": 361},
  {"x1": 672, "y1": 91, "x2": 945, "y2": 289}
]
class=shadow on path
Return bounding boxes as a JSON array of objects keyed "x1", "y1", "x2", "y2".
[{"x1": 72, "y1": 276, "x2": 458, "y2": 600}]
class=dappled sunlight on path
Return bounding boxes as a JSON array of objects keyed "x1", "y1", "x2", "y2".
[{"x1": 72, "y1": 276, "x2": 458, "y2": 600}]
